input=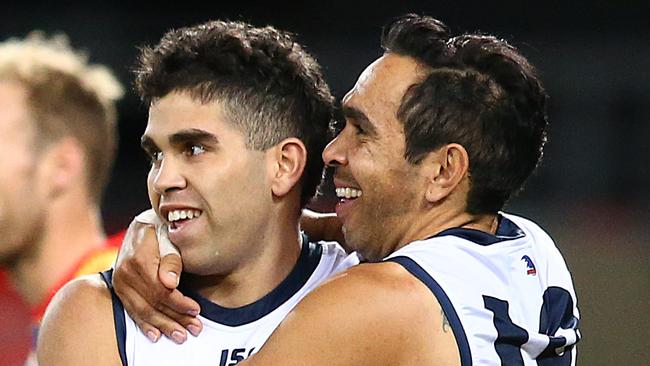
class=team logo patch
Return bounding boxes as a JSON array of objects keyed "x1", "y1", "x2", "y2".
[{"x1": 521, "y1": 255, "x2": 537, "y2": 275}]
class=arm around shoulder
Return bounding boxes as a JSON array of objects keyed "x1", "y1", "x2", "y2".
[
  {"x1": 37, "y1": 274, "x2": 122, "y2": 366},
  {"x1": 244, "y1": 262, "x2": 460, "y2": 366}
]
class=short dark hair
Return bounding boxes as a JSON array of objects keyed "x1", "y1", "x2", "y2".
[
  {"x1": 134, "y1": 20, "x2": 334, "y2": 207},
  {"x1": 381, "y1": 14, "x2": 549, "y2": 214}
]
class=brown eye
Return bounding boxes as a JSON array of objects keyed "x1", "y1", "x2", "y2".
[{"x1": 187, "y1": 145, "x2": 206, "y2": 156}]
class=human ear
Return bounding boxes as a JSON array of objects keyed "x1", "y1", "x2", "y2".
[
  {"x1": 39, "y1": 138, "x2": 85, "y2": 198},
  {"x1": 423, "y1": 143, "x2": 469, "y2": 203},
  {"x1": 269, "y1": 137, "x2": 308, "y2": 198}
]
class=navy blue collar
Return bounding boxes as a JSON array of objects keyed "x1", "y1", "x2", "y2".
[
  {"x1": 433, "y1": 214, "x2": 525, "y2": 246},
  {"x1": 178, "y1": 235, "x2": 322, "y2": 326}
]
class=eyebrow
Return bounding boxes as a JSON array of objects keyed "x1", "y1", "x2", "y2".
[
  {"x1": 342, "y1": 105, "x2": 377, "y2": 135},
  {"x1": 168, "y1": 128, "x2": 219, "y2": 147},
  {"x1": 140, "y1": 128, "x2": 219, "y2": 151}
]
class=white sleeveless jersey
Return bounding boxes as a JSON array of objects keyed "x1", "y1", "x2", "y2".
[
  {"x1": 385, "y1": 213, "x2": 580, "y2": 366},
  {"x1": 102, "y1": 238, "x2": 358, "y2": 366}
]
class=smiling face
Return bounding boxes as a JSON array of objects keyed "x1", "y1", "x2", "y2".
[
  {"x1": 142, "y1": 92, "x2": 273, "y2": 275},
  {"x1": 322, "y1": 54, "x2": 432, "y2": 261}
]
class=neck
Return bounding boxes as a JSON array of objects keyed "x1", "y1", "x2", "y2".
[
  {"x1": 396, "y1": 203, "x2": 498, "y2": 252},
  {"x1": 188, "y1": 203, "x2": 303, "y2": 309},
  {"x1": 8, "y1": 198, "x2": 105, "y2": 307}
]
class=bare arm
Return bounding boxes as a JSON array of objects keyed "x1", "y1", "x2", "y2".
[
  {"x1": 242, "y1": 262, "x2": 460, "y2": 366},
  {"x1": 111, "y1": 209, "x2": 346, "y2": 343},
  {"x1": 37, "y1": 275, "x2": 121, "y2": 366},
  {"x1": 300, "y1": 209, "x2": 346, "y2": 249}
]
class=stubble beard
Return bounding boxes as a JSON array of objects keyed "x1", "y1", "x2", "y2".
[{"x1": 0, "y1": 215, "x2": 45, "y2": 269}]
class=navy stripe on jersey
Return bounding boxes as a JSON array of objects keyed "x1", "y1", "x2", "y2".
[
  {"x1": 387, "y1": 256, "x2": 472, "y2": 366},
  {"x1": 434, "y1": 214, "x2": 525, "y2": 246},
  {"x1": 178, "y1": 236, "x2": 323, "y2": 326},
  {"x1": 100, "y1": 269, "x2": 128, "y2": 366},
  {"x1": 537, "y1": 286, "x2": 579, "y2": 365}
]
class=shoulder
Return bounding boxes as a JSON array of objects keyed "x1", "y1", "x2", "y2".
[
  {"x1": 326, "y1": 260, "x2": 429, "y2": 298},
  {"x1": 502, "y1": 212, "x2": 572, "y2": 267},
  {"x1": 41, "y1": 274, "x2": 113, "y2": 326},
  {"x1": 38, "y1": 274, "x2": 121, "y2": 366},
  {"x1": 248, "y1": 262, "x2": 460, "y2": 366},
  {"x1": 310, "y1": 262, "x2": 446, "y2": 328},
  {"x1": 502, "y1": 212, "x2": 555, "y2": 244}
]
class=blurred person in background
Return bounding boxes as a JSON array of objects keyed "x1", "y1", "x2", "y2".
[{"x1": 0, "y1": 32, "x2": 124, "y2": 365}]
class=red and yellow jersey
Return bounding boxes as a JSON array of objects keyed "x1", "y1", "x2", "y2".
[
  {"x1": 0, "y1": 271, "x2": 31, "y2": 366},
  {"x1": 30, "y1": 232, "x2": 124, "y2": 322},
  {"x1": 0, "y1": 231, "x2": 124, "y2": 366}
]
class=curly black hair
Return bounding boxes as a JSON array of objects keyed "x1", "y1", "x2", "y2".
[
  {"x1": 134, "y1": 20, "x2": 335, "y2": 207},
  {"x1": 382, "y1": 14, "x2": 549, "y2": 214}
]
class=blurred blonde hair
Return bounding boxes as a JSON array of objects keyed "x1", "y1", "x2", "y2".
[{"x1": 0, "y1": 32, "x2": 124, "y2": 203}]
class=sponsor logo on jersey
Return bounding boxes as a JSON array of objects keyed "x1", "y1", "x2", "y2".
[
  {"x1": 219, "y1": 347, "x2": 255, "y2": 366},
  {"x1": 521, "y1": 255, "x2": 537, "y2": 275}
]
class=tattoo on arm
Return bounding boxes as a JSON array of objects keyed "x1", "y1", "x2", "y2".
[{"x1": 441, "y1": 309, "x2": 450, "y2": 333}]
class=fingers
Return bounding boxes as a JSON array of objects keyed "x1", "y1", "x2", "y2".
[
  {"x1": 159, "y1": 254, "x2": 182, "y2": 289},
  {"x1": 115, "y1": 267, "x2": 203, "y2": 343},
  {"x1": 158, "y1": 271, "x2": 201, "y2": 319},
  {"x1": 120, "y1": 286, "x2": 200, "y2": 344},
  {"x1": 113, "y1": 213, "x2": 204, "y2": 344},
  {"x1": 148, "y1": 290, "x2": 203, "y2": 339},
  {"x1": 113, "y1": 221, "x2": 159, "y2": 300},
  {"x1": 152, "y1": 281, "x2": 202, "y2": 320}
]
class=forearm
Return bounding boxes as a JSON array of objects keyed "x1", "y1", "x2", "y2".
[{"x1": 301, "y1": 209, "x2": 347, "y2": 250}]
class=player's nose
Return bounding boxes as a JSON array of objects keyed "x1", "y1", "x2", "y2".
[
  {"x1": 322, "y1": 133, "x2": 348, "y2": 168},
  {"x1": 151, "y1": 157, "x2": 187, "y2": 194}
]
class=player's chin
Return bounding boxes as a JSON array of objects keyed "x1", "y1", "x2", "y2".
[
  {"x1": 182, "y1": 253, "x2": 226, "y2": 276},
  {"x1": 182, "y1": 262, "x2": 215, "y2": 276}
]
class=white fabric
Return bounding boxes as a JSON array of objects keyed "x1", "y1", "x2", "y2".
[
  {"x1": 120, "y1": 240, "x2": 357, "y2": 366},
  {"x1": 386, "y1": 213, "x2": 580, "y2": 365}
]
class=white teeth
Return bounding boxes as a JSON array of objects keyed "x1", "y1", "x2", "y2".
[
  {"x1": 167, "y1": 209, "x2": 202, "y2": 222},
  {"x1": 335, "y1": 187, "x2": 363, "y2": 199}
]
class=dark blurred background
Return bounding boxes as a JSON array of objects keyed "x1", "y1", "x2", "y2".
[{"x1": 3, "y1": 1, "x2": 648, "y2": 364}]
